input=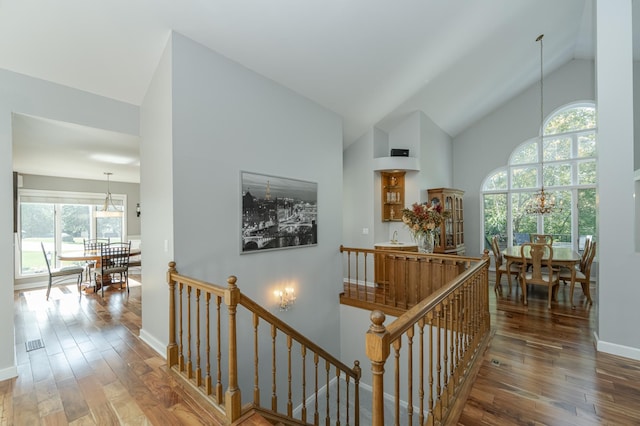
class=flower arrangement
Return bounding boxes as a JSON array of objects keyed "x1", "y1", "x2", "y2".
[{"x1": 401, "y1": 201, "x2": 450, "y2": 240}]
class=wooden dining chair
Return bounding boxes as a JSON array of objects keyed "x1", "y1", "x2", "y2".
[
  {"x1": 518, "y1": 242, "x2": 560, "y2": 309},
  {"x1": 530, "y1": 233, "x2": 553, "y2": 244},
  {"x1": 98, "y1": 241, "x2": 131, "y2": 297},
  {"x1": 41, "y1": 242, "x2": 85, "y2": 300},
  {"x1": 491, "y1": 236, "x2": 519, "y2": 294},
  {"x1": 560, "y1": 241, "x2": 596, "y2": 306},
  {"x1": 83, "y1": 238, "x2": 109, "y2": 285}
]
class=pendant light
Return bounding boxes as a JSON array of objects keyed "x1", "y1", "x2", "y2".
[
  {"x1": 95, "y1": 172, "x2": 123, "y2": 217},
  {"x1": 525, "y1": 34, "x2": 562, "y2": 215}
]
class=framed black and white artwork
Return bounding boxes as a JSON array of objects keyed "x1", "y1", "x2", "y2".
[{"x1": 241, "y1": 171, "x2": 317, "y2": 253}]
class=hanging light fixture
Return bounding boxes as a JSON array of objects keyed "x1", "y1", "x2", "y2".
[
  {"x1": 525, "y1": 34, "x2": 562, "y2": 215},
  {"x1": 95, "y1": 172, "x2": 123, "y2": 217}
]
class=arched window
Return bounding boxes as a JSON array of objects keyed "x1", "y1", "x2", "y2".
[{"x1": 482, "y1": 103, "x2": 597, "y2": 252}]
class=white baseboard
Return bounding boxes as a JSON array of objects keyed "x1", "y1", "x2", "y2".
[
  {"x1": 139, "y1": 328, "x2": 166, "y2": 359},
  {"x1": 595, "y1": 332, "x2": 640, "y2": 361},
  {"x1": 13, "y1": 280, "x2": 48, "y2": 291},
  {"x1": 0, "y1": 365, "x2": 18, "y2": 382}
]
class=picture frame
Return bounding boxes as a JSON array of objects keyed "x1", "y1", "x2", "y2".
[{"x1": 241, "y1": 171, "x2": 317, "y2": 253}]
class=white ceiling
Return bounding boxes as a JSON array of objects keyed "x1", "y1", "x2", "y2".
[{"x1": 4, "y1": 0, "x2": 600, "y2": 183}]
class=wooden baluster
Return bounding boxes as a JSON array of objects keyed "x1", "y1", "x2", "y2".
[
  {"x1": 205, "y1": 292, "x2": 212, "y2": 395},
  {"x1": 436, "y1": 306, "x2": 442, "y2": 422},
  {"x1": 407, "y1": 325, "x2": 414, "y2": 425},
  {"x1": 366, "y1": 310, "x2": 389, "y2": 426},
  {"x1": 314, "y1": 353, "x2": 320, "y2": 426},
  {"x1": 347, "y1": 250, "x2": 352, "y2": 299},
  {"x1": 428, "y1": 311, "x2": 434, "y2": 422},
  {"x1": 186, "y1": 285, "x2": 193, "y2": 379},
  {"x1": 301, "y1": 345, "x2": 307, "y2": 423},
  {"x1": 355, "y1": 251, "x2": 360, "y2": 301},
  {"x1": 215, "y1": 296, "x2": 222, "y2": 404},
  {"x1": 335, "y1": 367, "x2": 341, "y2": 426},
  {"x1": 166, "y1": 262, "x2": 178, "y2": 367},
  {"x1": 287, "y1": 335, "x2": 293, "y2": 417},
  {"x1": 449, "y1": 294, "x2": 456, "y2": 405},
  {"x1": 325, "y1": 360, "x2": 330, "y2": 426},
  {"x1": 393, "y1": 338, "x2": 401, "y2": 424},
  {"x1": 271, "y1": 324, "x2": 277, "y2": 411},
  {"x1": 253, "y1": 313, "x2": 260, "y2": 405},
  {"x1": 179, "y1": 281, "x2": 184, "y2": 372},
  {"x1": 353, "y1": 360, "x2": 361, "y2": 426},
  {"x1": 442, "y1": 298, "x2": 449, "y2": 409},
  {"x1": 224, "y1": 275, "x2": 241, "y2": 422},
  {"x1": 195, "y1": 288, "x2": 201, "y2": 386},
  {"x1": 418, "y1": 318, "x2": 426, "y2": 425},
  {"x1": 363, "y1": 251, "x2": 368, "y2": 303}
]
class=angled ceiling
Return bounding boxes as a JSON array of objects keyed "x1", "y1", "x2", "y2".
[{"x1": 3, "y1": 0, "x2": 599, "y2": 182}]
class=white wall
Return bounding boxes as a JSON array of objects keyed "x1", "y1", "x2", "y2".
[
  {"x1": 452, "y1": 59, "x2": 595, "y2": 257},
  {"x1": 0, "y1": 69, "x2": 138, "y2": 380},
  {"x1": 595, "y1": 0, "x2": 640, "y2": 360},
  {"x1": 344, "y1": 130, "x2": 375, "y2": 248},
  {"x1": 138, "y1": 36, "x2": 174, "y2": 354},
  {"x1": 165, "y1": 32, "x2": 344, "y2": 373}
]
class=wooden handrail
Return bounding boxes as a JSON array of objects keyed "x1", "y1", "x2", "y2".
[{"x1": 167, "y1": 261, "x2": 361, "y2": 425}]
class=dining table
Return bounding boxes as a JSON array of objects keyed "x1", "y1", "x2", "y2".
[
  {"x1": 503, "y1": 245, "x2": 582, "y2": 308},
  {"x1": 58, "y1": 248, "x2": 141, "y2": 292}
]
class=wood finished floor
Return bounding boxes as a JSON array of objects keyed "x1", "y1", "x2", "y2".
[
  {"x1": 2, "y1": 275, "x2": 219, "y2": 426},
  {"x1": 3, "y1": 273, "x2": 640, "y2": 425},
  {"x1": 458, "y1": 273, "x2": 640, "y2": 425}
]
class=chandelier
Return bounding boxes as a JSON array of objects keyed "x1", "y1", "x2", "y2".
[
  {"x1": 525, "y1": 34, "x2": 561, "y2": 216},
  {"x1": 95, "y1": 172, "x2": 123, "y2": 217}
]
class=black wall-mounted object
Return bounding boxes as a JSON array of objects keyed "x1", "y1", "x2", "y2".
[{"x1": 390, "y1": 149, "x2": 409, "y2": 157}]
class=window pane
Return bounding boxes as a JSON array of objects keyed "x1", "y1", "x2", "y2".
[
  {"x1": 577, "y1": 133, "x2": 597, "y2": 158},
  {"x1": 483, "y1": 170, "x2": 507, "y2": 191},
  {"x1": 511, "y1": 141, "x2": 538, "y2": 165},
  {"x1": 61, "y1": 204, "x2": 89, "y2": 254},
  {"x1": 578, "y1": 160, "x2": 597, "y2": 185},
  {"x1": 544, "y1": 137, "x2": 571, "y2": 161},
  {"x1": 97, "y1": 214, "x2": 123, "y2": 242},
  {"x1": 20, "y1": 203, "x2": 54, "y2": 275},
  {"x1": 483, "y1": 193, "x2": 507, "y2": 250},
  {"x1": 544, "y1": 163, "x2": 572, "y2": 187},
  {"x1": 545, "y1": 106, "x2": 596, "y2": 135},
  {"x1": 511, "y1": 166, "x2": 538, "y2": 189},
  {"x1": 511, "y1": 193, "x2": 537, "y2": 241},
  {"x1": 541, "y1": 190, "x2": 572, "y2": 245},
  {"x1": 578, "y1": 188, "x2": 597, "y2": 245}
]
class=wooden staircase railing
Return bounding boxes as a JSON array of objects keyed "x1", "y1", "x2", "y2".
[
  {"x1": 166, "y1": 261, "x2": 361, "y2": 425},
  {"x1": 364, "y1": 251, "x2": 491, "y2": 425}
]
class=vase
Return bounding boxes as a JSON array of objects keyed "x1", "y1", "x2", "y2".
[{"x1": 417, "y1": 232, "x2": 434, "y2": 254}]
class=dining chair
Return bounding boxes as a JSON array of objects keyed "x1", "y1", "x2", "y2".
[
  {"x1": 530, "y1": 233, "x2": 553, "y2": 244},
  {"x1": 83, "y1": 238, "x2": 110, "y2": 285},
  {"x1": 98, "y1": 241, "x2": 131, "y2": 297},
  {"x1": 41, "y1": 242, "x2": 85, "y2": 300},
  {"x1": 491, "y1": 236, "x2": 520, "y2": 295},
  {"x1": 560, "y1": 241, "x2": 596, "y2": 306},
  {"x1": 518, "y1": 242, "x2": 560, "y2": 309}
]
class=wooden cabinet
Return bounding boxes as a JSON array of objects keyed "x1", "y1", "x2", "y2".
[
  {"x1": 427, "y1": 188, "x2": 465, "y2": 255},
  {"x1": 381, "y1": 171, "x2": 405, "y2": 222}
]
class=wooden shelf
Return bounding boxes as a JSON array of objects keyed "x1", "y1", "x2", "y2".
[{"x1": 381, "y1": 171, "x2": 405, "y2": 221}]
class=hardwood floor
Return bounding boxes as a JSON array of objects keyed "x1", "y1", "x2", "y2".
[
  {"x1": 4, "y1": 272, "x2": 640, "y2": 425},
  {"x1": 2, "y1": 275, "x2": 219, "y2": 425},
  {"x1": 458, "y1": 273, "x2": 640, "y2": 425}
]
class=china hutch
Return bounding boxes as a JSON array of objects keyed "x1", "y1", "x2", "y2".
[{"x1": 427, "y1": 188, "x2": 465, "y2": 255}]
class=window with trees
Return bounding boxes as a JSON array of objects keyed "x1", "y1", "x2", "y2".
[
  {"x1": 17, "y1": 189, "x2": 126, "y2": 277},
  {"x1": 482, "y1": 103, "x2": 597, "y2": 252}
]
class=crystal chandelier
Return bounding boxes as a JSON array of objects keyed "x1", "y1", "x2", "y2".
[
  {"x1": 95, "y1": 172, "x2": 123, "y2": 217},
  {"x1": 525, "y1": 34, "x2": 561, "y2": 216}
]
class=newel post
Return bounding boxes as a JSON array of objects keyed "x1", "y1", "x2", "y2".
[
  {"x1": 366, "y1": 310, "x2": 390, "y2": 426},
  {"x1": 224, "y1": 275, "x2": 242, "y2": 422},
  {"x1": 166, "y1": 261, "x2": 178, "y2": 367}
]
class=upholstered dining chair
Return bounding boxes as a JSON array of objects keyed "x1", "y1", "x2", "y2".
[
  {"x1": 518, "y1": 242, "x2": 560, "y2": 309},
  {"x1": 560, "y1": 241, "x2": 596, "y2": 306},
  {"x1": 41, "y1": 242, "x2": 85, "y2": 300},
  {"x1": 491, "y1": 235, "x2": 520, "y2": 294},
  {"x1": 98, "y1": 241, "x2": 131, "y2": 297}
]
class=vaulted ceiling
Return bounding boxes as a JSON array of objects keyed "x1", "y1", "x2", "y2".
[{"x1": 4, "y1": 0, "x2": 599, "y2": 183}]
